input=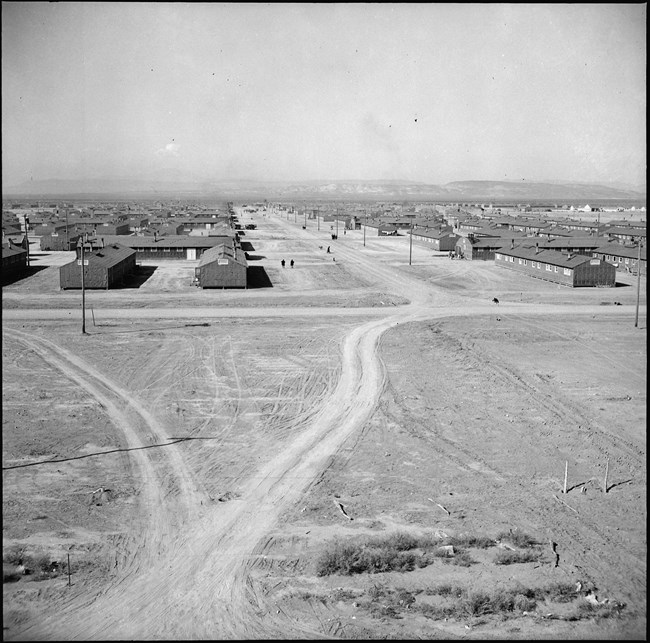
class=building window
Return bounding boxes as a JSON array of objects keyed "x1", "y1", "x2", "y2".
[
  {"x1": 554, "y1": 266, "x2": 558, "y2": 272},
  {"x1": 523, "y1": 259, "x2": 527, "y2": 266},
  {"x1": 164, "y1": 248, "x2": 171, "y2": 252},
  {"x1": 546, "y1": 264, "x2": 552, "y2": 271}
]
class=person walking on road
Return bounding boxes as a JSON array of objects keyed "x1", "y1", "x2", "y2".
[
  {"x1": 290, "y1": 259, "x2": 294, "y2": 268},
  {"x1": 281, "y1": 259, "x2": 285, "y2": 268}
]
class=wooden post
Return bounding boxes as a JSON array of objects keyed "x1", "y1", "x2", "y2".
[
  {"x1": 634, "y1": 240, "x2": 642, "y2": 328},
  {"x1": 604, "y1": 459, "x2": 609, "y2": 493},
  {"x1": 80, "y1": 240, "x2": 87, "y2": 335},
  {"x1": 91, "y1": 307, "x2": 96, "y2": 326},
  {"x1": 67, "y1": 553, "x2": 71, "y2": 587},
  {"x1": 563, "y1": 461, "x2": 568, "y2": 494}
]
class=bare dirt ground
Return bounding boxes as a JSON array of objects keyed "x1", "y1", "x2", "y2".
[{"x1": 2, "y1": 208, "x2": 646, "y2": 640}]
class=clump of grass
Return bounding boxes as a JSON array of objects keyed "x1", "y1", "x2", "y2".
[
  {"x1": 2, "y1": 546, "x2": 25, "y2": 566},
  {"x1": 3, "y1": 570, "x2": 21, "y2": 584},
  {"x1": 538, "y1": 581, "x2": 581, "y2": 603},
  {"x1": 567, "y1": 598, "x2": 626, "y2": 621},
  {"x1": 494, "y1": 549, "x2": 541, "y2": 565},
  {"x1": 32, "y1": 554, "x2": 63, "y2": 581},
  {"x1": 315, "y1": 539, "x2": 417, "y2": 576},
  {"x1": 416, "y1": 582, "x2": 625, "y2": 624},
  {"x1": 496, "y1": 530, "x2": 537, "y2": 548},
  {"x1": 452, "y1": 550, "x2": 475, "y2": 567},
  {"x1": 432, "y1": 548, "x2": 453, "y2": 559},
  {"x1": 425, "y1": 583, "x2": 465, "y2": 597},
  {"x1": 379, "y1": 532, "x2": 420, "y2": 551},
  {"x1": 446, "y1": 534, "x2": 495, "y2": 549},
  {"x1": 331, "y1": 588, "x2": 358, "y2": 601},
  {"x1": 420, "y1": 587, "x2": 538, "y2": 621},
  {"x1": 416, "y1": 603, "x2": 452, "y2": 619},
  {"x1": 513, "y1": 594, "x2": 537, "y2": 612},
  {"x1": 364, "y1": 586, "x2": 417, "y2": 620}
]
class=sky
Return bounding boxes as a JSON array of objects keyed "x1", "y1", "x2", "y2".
[{"x1": 1, "y1": 2, "x2": 646, "y2": 188}]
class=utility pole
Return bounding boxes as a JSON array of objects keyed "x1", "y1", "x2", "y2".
[
  {"x1": 317, "y1": 207, "x2": 320, "y2": 231},
  {"x1": 65, "y1": 208, "x2": 70, "y2": 250},
  {"x1": 336, "y1": 207, "x2": 339, "y2": 237},
  {"x1": 304, "y1": 207, "x2": 307, "y2": 228},
  {"x1": 409, "y1": 220, "x2": 413, "y2": 265},
  {"x1": 635, "y1": 239, "x2": 642, "y2": 328},
  {"x1": 364, "y1": 209, "x2": 367, "y2": 247},
  {"x1": 24, "y1": 216, "x2": 30, "y2": 267},
  {"x1": 78, "y1": 237, "x2": 87, "y2": 335}
]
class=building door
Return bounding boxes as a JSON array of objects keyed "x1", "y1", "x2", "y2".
[{"x1": 187, "y1": 248, "x2": 196, "y2": 260}]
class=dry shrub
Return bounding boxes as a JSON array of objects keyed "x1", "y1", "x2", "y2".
[
  {"x1": 425, "y1": 583, "x2": 464, "y2": 597},
  {"x1": 315, "y1": 539, "x2": 417, "y2": 576},
  {"x1": 447, "y1": 534, "x2": 495, "y2": 549},
  {"x1": 452, "y1": 550, "x2": 475, "y2": 567},
  {"x1": 493, "y1": 549, "x2": 541, "y2": 565},
  {"x1": 3, "y1": 569, "x2": 21, "y2": 583},
  {"x1": 496, "y1": 530, "x2": 537, "y2": 548}
]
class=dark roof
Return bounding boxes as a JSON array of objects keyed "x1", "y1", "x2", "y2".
[
  {"x1": 65, "y1": 243, "x2": 135, "y2": 269},
  {"x1": 2, "y1": 243, "x2": 27, "y2": 259},
  {"x1": 412, "y1": 228, "x2": 456, "y2": 240},
  {"x1": 594, "y1": 242, "x2": 646, "y2": 260},
  {"x1": 96, "y1": 234, "x2": 234, "y2": 248},
  {"x1": 604, "y1": 227, "x2": 646, "y2": 237},
  {"x1": 498, "y1": 245, "x2": 607, "y2": 268},
  {"x1": 538, "y1": 238, "x2": 601, "y2": 250},
  {"x1": 198, "y1": 243, "x2": 247, "y2": 267}
]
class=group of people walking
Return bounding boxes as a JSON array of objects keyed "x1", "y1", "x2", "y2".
[{"x1": 281, "y1": 259, "x2": 294, "y2": 268}]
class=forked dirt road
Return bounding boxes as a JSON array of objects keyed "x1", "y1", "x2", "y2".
[{"x1": 3, "y1": 211, "x2": 646, "y2": 639}]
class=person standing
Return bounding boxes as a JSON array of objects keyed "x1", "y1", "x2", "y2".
[
  {"x1": 290, "y1": 259, "x2": 294, "y2": 268},
  {"x1": 281, "y1": 259, "x2": 285, "y2": 268}
]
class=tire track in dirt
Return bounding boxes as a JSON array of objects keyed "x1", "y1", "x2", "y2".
[
  {"x1": 12, "y1": 311, "x2": 399, "y2": 640},
  {"x1": 379, "y1": 316, "x2": 645, "y2": 608},
  {"x1": 3, "y1": 328, "x2": 208, "y2": 639}
]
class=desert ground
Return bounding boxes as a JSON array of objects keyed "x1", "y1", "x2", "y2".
[{"x1": 2, "y1": 207, "x2": 646, "y2": 640}]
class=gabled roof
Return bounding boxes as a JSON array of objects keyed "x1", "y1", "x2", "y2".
[
  {"x1": 198, "y1": 242, "x2": 247, "y2": 267},
  {"x1": 498, "y1": 245, "x2": 602, "y2": 268},
  {"x1": 412, "y1": 228, "x2": 456, "y2": 240},
  {"x1": 538, "y1": 237, "x2": 601, "y2": 250},
  {"x1": 604, "y1": 227, "x2": 646, "y2": 237},
  {"x1": 96, "y1": 234, "x2": 234, "y2": 248},
  {"x1": 2, "y1": 243, "x2": 27, "y2": 259},
  {"x1": 66, "y1": 243, "x2": 135, "y2": 269}
]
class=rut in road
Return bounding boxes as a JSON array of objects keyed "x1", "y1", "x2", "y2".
[
  {"x1": 5, "y1": 310, "x2": 408, "y2": 640},
  {"x1": 3, "y1": 328, "x2": 206, "y2": 640}
]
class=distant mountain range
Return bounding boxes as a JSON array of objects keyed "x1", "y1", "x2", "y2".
[{"x1": 2, "y1": 177, "x2": 646, "y2": 202}]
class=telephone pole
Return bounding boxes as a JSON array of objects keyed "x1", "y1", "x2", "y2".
[
  {"x1": 635, "y1": 239, "x2": 642, "y2": 328},
  {"x1": 78, "y1": 238, "x2": 87, "y2": 335},
  {"x1": 364, "y1": 209, "x2": 367, "y2": 246},
  {"x1": 24, "y1": 216, "x2": 30, "y2": 267},
  {"x1": 409, "y1": 220, "x2": 413, "y2": 265}
]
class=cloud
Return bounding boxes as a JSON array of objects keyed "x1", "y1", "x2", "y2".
[{"x1": 156, "y1": 142, "x2": 180, "y2": 156}]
